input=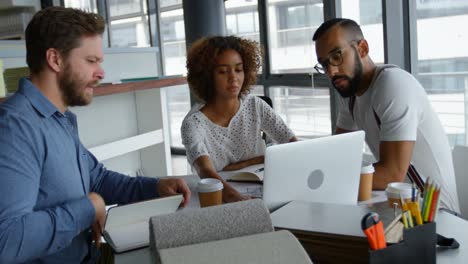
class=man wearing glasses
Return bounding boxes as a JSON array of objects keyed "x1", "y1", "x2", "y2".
[{"x1": 313, "y1": 18, "x2": 460, "y2": 213}]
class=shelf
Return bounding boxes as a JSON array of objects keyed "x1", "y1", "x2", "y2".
[
  {"x1": 0, "y1": 76, "x2": 187, "y2": 103},
  {"x1": 89, "y1": 129, "x2": 163, "y2": 162}
]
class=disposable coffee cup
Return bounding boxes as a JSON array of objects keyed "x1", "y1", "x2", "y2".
[
  {"x1": 385, "y1": 182, "x2": 413, "y2": 208},
  {"x1": 358, "y1": 161, "x2": 374, "y2": 201},
  {"x1": 197, "y1": 178, "x2": 223, "y2": 208}
]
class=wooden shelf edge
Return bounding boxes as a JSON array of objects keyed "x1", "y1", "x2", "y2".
[
  {"x1": 89, "y1": 129, "x2": 164, "y2": 162},
  {"x1": 95, "y1": 76, "x2": 187, "y2": 96},
  {"x1": 0, "y1": 76, "x2": 188, "y2": 103}
]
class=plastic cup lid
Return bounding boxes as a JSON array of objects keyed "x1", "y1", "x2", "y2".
[
  {"x1": 197, "y1": 178, "x2": 224, "y2": 193},
  {"x1": 385, "y1": 182, "x2": 413, "y2": 198},
  {"x1": 361, "y1": 161, "x2": 375, "y2": 174}
]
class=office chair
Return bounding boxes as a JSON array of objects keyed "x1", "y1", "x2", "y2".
[{"x1": 258, "y1": 95, "x2": 273, "y2": 144}]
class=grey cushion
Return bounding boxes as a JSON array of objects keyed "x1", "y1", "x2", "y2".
[{"x1": 149, "y1": 199, "x2": 273, "y2": 251}]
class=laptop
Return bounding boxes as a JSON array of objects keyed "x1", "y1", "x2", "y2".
[{"x1": 263, "y1": 131, "x2": 365, "y2": 211}]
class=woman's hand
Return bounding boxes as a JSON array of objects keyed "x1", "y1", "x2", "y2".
[
  {"x1": 222, "y1": 156, "x2": 264, "y2": 171},
  {"x1": 222, "y1": 184, "x2": 251, "y2": 203}
]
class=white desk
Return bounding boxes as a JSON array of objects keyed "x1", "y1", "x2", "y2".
[
  {"x1": 114, "y1": 189, "x2": 467, "y2": 264},
  {"x1": 436, "y1": 211, "x2": 468, "y2": 263},
  {"x1": 270, "y1": 199, "x2": 467, "y2": 264},
  {"x1": 114, "y1": 175, "x2": 261, "y2": 264}
]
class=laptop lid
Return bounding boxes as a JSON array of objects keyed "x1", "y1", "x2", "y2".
[{"x1": 263, "y1": 131, "x2": 365, "y2": 211}]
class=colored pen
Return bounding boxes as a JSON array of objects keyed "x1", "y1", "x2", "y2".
[
  {"x1": 424, "y1": 182, "x2": 436, "y2": 222},
  {"x1": 402, "y1": 211, "x2": 409, "y2": 229},
  {"x1": 421, "y1": 178, "x2": 431, "y2": 216},
  {"x1": 428, "y1": 186, "x2": 440, "y2": 222},
  {"x1": 406, "y1": 211, "x2": 414, "y2": 228},
  {"x1": 410, "y1": 201, "x2": 423, "y2": 225}
]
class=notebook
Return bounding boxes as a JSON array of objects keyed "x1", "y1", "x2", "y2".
[
  {"x1": 103, "y1": 195, "x2": 183, "y2": 253},
  {"x1": 225, "y1": 164, "x2": 264, "y2": 183},
  {"x1": 263, "y1": 131, "x2": 365, "y2": 211}
]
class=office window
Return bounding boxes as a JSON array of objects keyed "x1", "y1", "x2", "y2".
[
  {"x1": 65, "y1": 0, "x2": 151, "y2": 48},
  {"x1": 166, "y1": 85, "x2": 190, "y2": 148},
  {"x1": 160, "y1": 0, "x2": 182, "y2": 9},
  {"x1": 225, "y1": 0, "x2": 260, "y2": 42},
  {"x1": 109, "y1": 0, "x2": 143, "y2": 17},
  {"x1": 414, "y1": 0, "x2": 468, "y2": 146},
  {"x1": 160, "y1": 8, "x2": 186, "y2": 75},
  {"x1": 159, "y1": 1, "x2": 188, "y2": 152},
  {"x1": 266, "y1": 0, "x2": 324, "y2": 74},
  {"x1": 108, "y1": 0, "x2": 150, "y2": 48},
  {"x1": 63, "y1": 0, "x2": 97, "y2": 13},
  {"x1": 341, "y1": 0, "x2": 384, "y2": 64},
  {"x1": 269, "y1": 86, "x2": 331, "y2": 137},
  {"x1": 110, "y1": 16, "x2": 150, "y2": 47}
]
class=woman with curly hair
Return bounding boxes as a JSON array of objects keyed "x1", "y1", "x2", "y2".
[{"x1": 181, "y1": 36, "x2": 297, "y2": 202}]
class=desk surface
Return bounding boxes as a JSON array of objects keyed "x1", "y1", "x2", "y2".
[{"x1": 114, "y1": 184, "x2": 467, "y2": 264}]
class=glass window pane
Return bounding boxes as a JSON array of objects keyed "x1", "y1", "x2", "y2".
[
  {"x1": 226, "y1": 14, "x2": 237, "y2": 35},
  {"x1": 267, "y1": 0, "x2": 324, "y2": 74},
  {"x1": 160, "y1": 0, "x2": 182, "y2": 9},
  {"x1": 225, "y1": 0, "x2": 260, "y2": 42},
  {"x1": 64, "y1": 0, "x2": 97, "y2": 13},
  {"x1": 237, "y1": 13, "x2": 255, "y2": 33},
  {"x1": 341, "y1": 0, "x2": 384, "y2": 64},
  {"x1": 160, "y1": 9, "x2": 186, "y2": 75},
  {"x1": 110, "y1": 17, "x2": 150, "y2": 47},
  {"x1": 415, "y1": 0, "x2": 468, "y2": 146},
  {"x1": 109, "y1": 0, "x2": 144, "y2": 17},
  {"x1": 165, "y1": 85, "x2": 191, "y2": 148},
  {"x1": 270, "y1": 86, "x2": 331, "y2": 137}
]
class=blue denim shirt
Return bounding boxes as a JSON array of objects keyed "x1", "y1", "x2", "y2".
[{"x1": 0, "y1": 78, "x2": 159, "y2": 263}]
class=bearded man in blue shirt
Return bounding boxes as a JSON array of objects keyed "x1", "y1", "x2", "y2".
[{"x1": 0, "y1": 7, "x2": 190, "y2": 263}]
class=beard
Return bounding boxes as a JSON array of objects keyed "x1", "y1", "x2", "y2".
[
  {"x1": 59, "y1": 63, "x2": 98, "y2": 107},
  {"x1": 332, "y1": 49, "x2": 363, "y2": 98}
]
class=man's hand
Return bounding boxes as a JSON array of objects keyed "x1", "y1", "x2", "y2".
[
  {"x1": 157, "y1": 178, "x2": 191, "y2": 208},
  {"x1": 88, "y1": 192, "x2": 106, "y2": 249}
]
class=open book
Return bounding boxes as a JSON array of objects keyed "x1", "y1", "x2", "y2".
[
  {"x1": 225, "y1": 164, "x2": 264, "y2": 183},
  {"x1": 103, "y1": 195, "x2": 183, "y2": 253}
]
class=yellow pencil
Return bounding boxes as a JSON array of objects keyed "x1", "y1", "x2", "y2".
[
  {"x1": 424, "y1": 182, "x2": 436, "y2": 222},
  {"x1": 402, "y1": 211, "x2": 409, "y2": 229}
]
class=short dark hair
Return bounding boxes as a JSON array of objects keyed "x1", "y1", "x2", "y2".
[
  {"x1": 25, "y1": 7, "x2": 105, "y2": 74},
  {"x1": 312, "y1": 18, "x2": 364, "y2": 41},
  {"x1": 186, "y1": 35, "x2": 261, "y2": 103}
]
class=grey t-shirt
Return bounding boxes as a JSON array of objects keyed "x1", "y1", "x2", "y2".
[{"x1": 336, "y1": 65, "x2": 460, "y2": 212}]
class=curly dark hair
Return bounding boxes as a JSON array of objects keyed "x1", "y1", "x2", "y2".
[{"x1": 186, "y1": 36, "x2": 261, "y2": 103}]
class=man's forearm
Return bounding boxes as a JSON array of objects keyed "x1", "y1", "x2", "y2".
[
  {"x1": 222, "y1": 156, "x2": 264, "y2": 171},
  {"x1": 0, "y1": 197, "x2": 94, "y2": 263},
  {"x1": 372, "y1": 162, "x2": 407, "y2": 190}
]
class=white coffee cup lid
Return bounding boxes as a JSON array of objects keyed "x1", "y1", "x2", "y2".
[
  {"x1": 197, "y1": 178, "x2": 224, "y2": 193},
  {"x1": 385, "y1": 182, "x2": 413, "y2": 198},
  {"x1": 361, "y1": 161, "x2": 375, "y2": 174}
]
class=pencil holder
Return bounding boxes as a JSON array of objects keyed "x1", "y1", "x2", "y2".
[{"x1": 368, "y1": 222, "x2": 436, "y2": 264}]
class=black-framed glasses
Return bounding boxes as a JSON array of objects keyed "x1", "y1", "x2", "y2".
[{"x1": 314, "y1": 40, "x2": 361, "y2": 74}]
